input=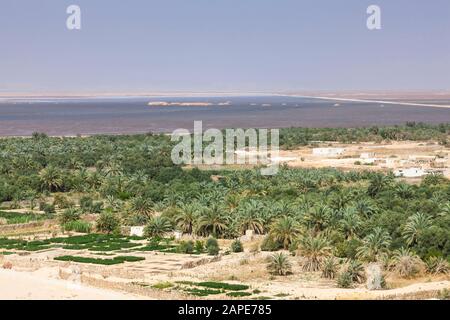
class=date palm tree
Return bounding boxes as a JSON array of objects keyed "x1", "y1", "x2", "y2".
[
  {"x1": 321, "y1": 256, "x2": 339, "y2": 279},
  {"x1": 175, "y1": 203, "x2": 199, "y2": 235},
  {"x1": 367, "y1": 173, "x2": 392, "y2": 197},
  {"x1": 105, "y1": 195, "x2": 123, "y2": 212},
  {"x1": 439, "y1": 203, "x2": 450, "y2": 218},
  {"x1": 87, "y1": 171, "x2": 104, "y2": 190},
  {"x1": 354, "y1": 199, "x2": 377, "y2": 218},
  {"x1": 269, "y1": 216, "x2": 301, "y2": 250},
  {"x1": 73, "y1": 168, "x2": 89, "y2": 192},
  {"x1": 39, "y1": 166, "x2": 63, "y2": 192},
  {"x1": 329, "y1": 190, "x2": 352, "y2": 211},
  {"x1": 237, "y1": 200, "x2": 265, "y2": 234},
  {"x1": 298, "y1": 234, "x2": 332, "y2": 272},
  {"x1": 395, "y1": 183, "x2": 415, "y2": 199},
  {"x1": 104, "y1": 162, "x2": 122, "y2": 177},
  {"x1": 225, "y1": 193, "x2": 242, "y2": 211},
  {"x1": 144, "y1": 216, "x2": 173, "y2": 239},
  {"x1": 339, "y1": 207, "x2": 361, "y2": 240},
  {"x1": 304, "y1": 206, "x2": 331, "y2": 235},
  {"x1": 356, "y1": 227, "x2": 391, "y2": 262},
  {"x1": 390, "y1": 247, "x2": 424, "y2": 278},
  {"x1": 267, "y1": 252, "x2": 292, "y2": 276},
  {"x1": 129, "y1": 196, "x2": 154, "y2": 218},
  {"x1": 196, "y1": 204, "x2": 228, "y2": 237},
  {"x1": 342, "y1": 259, "x2": 366, "y2": 284},
  {"x1": 426, "y1": 256, "x2": 449, "y2": 275},
  {"x1": 402, "y1": 212, "x2": 432, "y2": 246}
]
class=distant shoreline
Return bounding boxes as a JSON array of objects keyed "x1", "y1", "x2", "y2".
[
  {"x1": 1, "y1": 90, "x2": 449, "y2": 100},
  {"x1": 280, "y1": 94, "x2": 450, "y2": 109}
]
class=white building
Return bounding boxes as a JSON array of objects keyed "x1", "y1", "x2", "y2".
[
  {"x1": 361, "y1": 158, "x2": 376, "y2": 165},
  {"x1": 382, "y1": 158, "x2": 400, "y2": 168},
  {"x1": 394, "y1": 168, "x2": 428, "y2": 178},
  {"x1": 312, "y1": 147, "x2": 345, "y2": 157},
  {"x1": 270, "y1": 156, "x2": 297, "y2": 163},
  {"x1": 408, "y1": 155, "x2": 436, "y2": 163},
  {"x1": 130, "y1": 226, "x2": 145, "y2": 237},
  {"x1": 360, "y1": 152, "x2": 375, "y2": 159}
]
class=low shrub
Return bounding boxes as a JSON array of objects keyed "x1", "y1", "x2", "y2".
[
  {"x1": 53, "y1": 194, "x2": 74, "y2": 209},
  {"x1": 439, "y1": 289, "x2": 450, "y2": 300},
  {"x1": 391, "y1": 248, "x2": 425, "y2": 278},
  {"x1": 344, "y1": 260, "x2": 366, "y2": 284},
  {"x1": 266, "y1": 252, "x2": 292, "y2": 276},
  {"x1": 206, "y1": 238, "x2": 220, "y2": 256},
  {"x1": 197, "y1": 281, "x2": 249, "y2": 291},
  {"x1": 58, "y1": 208, "x2": 81, "y2": 224},
  {"x1": 42, "y1": 204, "x2": 56, "y2": 215},
  {"x1": 231, "y1": 239, "x2": 244, "y2": 253},
  {"x1": 426, "y1": 256, "x2": 449, "y2": 275},
  {"x1": 63, "y1": 220, "x2": 92, "y2": 233},
  {"x1": 177, "y1": 240, "x2": 194, "y2": 254},
  {"x1": 138, "y1": 243, "x2": 176, "y2": 252},
  {"x1": 195, "y1": 240, "x2": 205, "y2": 253},
  {"x1": 184, "y1": 288, "x2": 223, "y2": 296},
  {"x1": 79, "y1": 196, "x2": 94, "y2": 213},
  {"x1": 79, "y1": 196, "x2": 103, "y2": 213},
  {"x1": 321, "y1": 256, "x2": 339, "y2": 279},
  {"x1": 144, "y1": 216, "x2": 173, "y2": 239},
  {"x1": 96, "y1": 212, "x2": 121, "y2": 234},
  {"x1": 90, "y1": 201, "x2": 104, "y2": 214},
  {"x1": 260, "y1": 236, "x2": 282, "y2": 252},
  {"x1": 152, "y1": 282, "x2": 174, "y2": 290},
  {"x1": 39, "y1": 201, "x2": 46, "y2": 211},
  {"x1": 336, "y1": 271, "x2": 353, "y2": 288},
  {"x1": 226, "y1": 291, "x2": 252, "y2": 297}
]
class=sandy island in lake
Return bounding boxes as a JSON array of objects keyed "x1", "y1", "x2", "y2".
[{"x1": 147, "y1": 101, "x2": 231, "y2": 107}]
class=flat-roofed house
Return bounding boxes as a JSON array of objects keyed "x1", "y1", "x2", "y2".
[
  {"x1": 394, "y1": 168, "x2": 428, "y2": 178},
  {"x1": 312, "y1": 147, "x2": 345, "y2": 157}
]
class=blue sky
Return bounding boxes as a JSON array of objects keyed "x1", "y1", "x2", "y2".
[{"x1": 1, "y1": 0, "x2": 449, "y2": 93}]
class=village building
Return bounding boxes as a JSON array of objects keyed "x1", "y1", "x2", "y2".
[
  {"x1": 312, "y1": 147, "x2": 345, "y2": 157},
  {"x1": 394, "y1": 167, "x2": 428, "y2": 178},
  {"x1": 408, "y1": 155, "x2": 436, "y2": 164},
  {"x1": 360, "y1": 152, "x2": 375, "y2": 159}
]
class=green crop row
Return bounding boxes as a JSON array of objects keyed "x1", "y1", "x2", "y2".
[{"x1": 54, "y1": 255, "x2": 145, "y2": 265}]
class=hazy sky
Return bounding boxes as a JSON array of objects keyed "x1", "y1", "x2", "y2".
[{"x1": 1, "y1": 0, "x2": 449, "y2": 93}]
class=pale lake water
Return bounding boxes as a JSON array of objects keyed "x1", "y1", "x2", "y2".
[{"x1": 0, "y1": 96, "x2": 449, "y2": 136}]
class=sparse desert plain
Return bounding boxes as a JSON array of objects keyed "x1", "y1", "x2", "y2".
[{"x1": 1, "y1": 235, "x2": 449, "y2": 300}]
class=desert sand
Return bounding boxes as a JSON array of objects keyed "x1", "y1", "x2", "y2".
[{"x1": 0, "y1": 268, "x2": 149, "y2": 300}]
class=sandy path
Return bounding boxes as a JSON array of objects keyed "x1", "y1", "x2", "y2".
[
  {"x1": 257, "y1": 280, "x2": 450, "y2": 300},
  {"x1": 0, "y1": 268, "x2": 149, "y2": 300}
]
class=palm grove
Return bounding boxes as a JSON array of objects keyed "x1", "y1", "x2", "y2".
[{"x1": 0, "y1": 124, "x2": 449, "y2": 288}]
